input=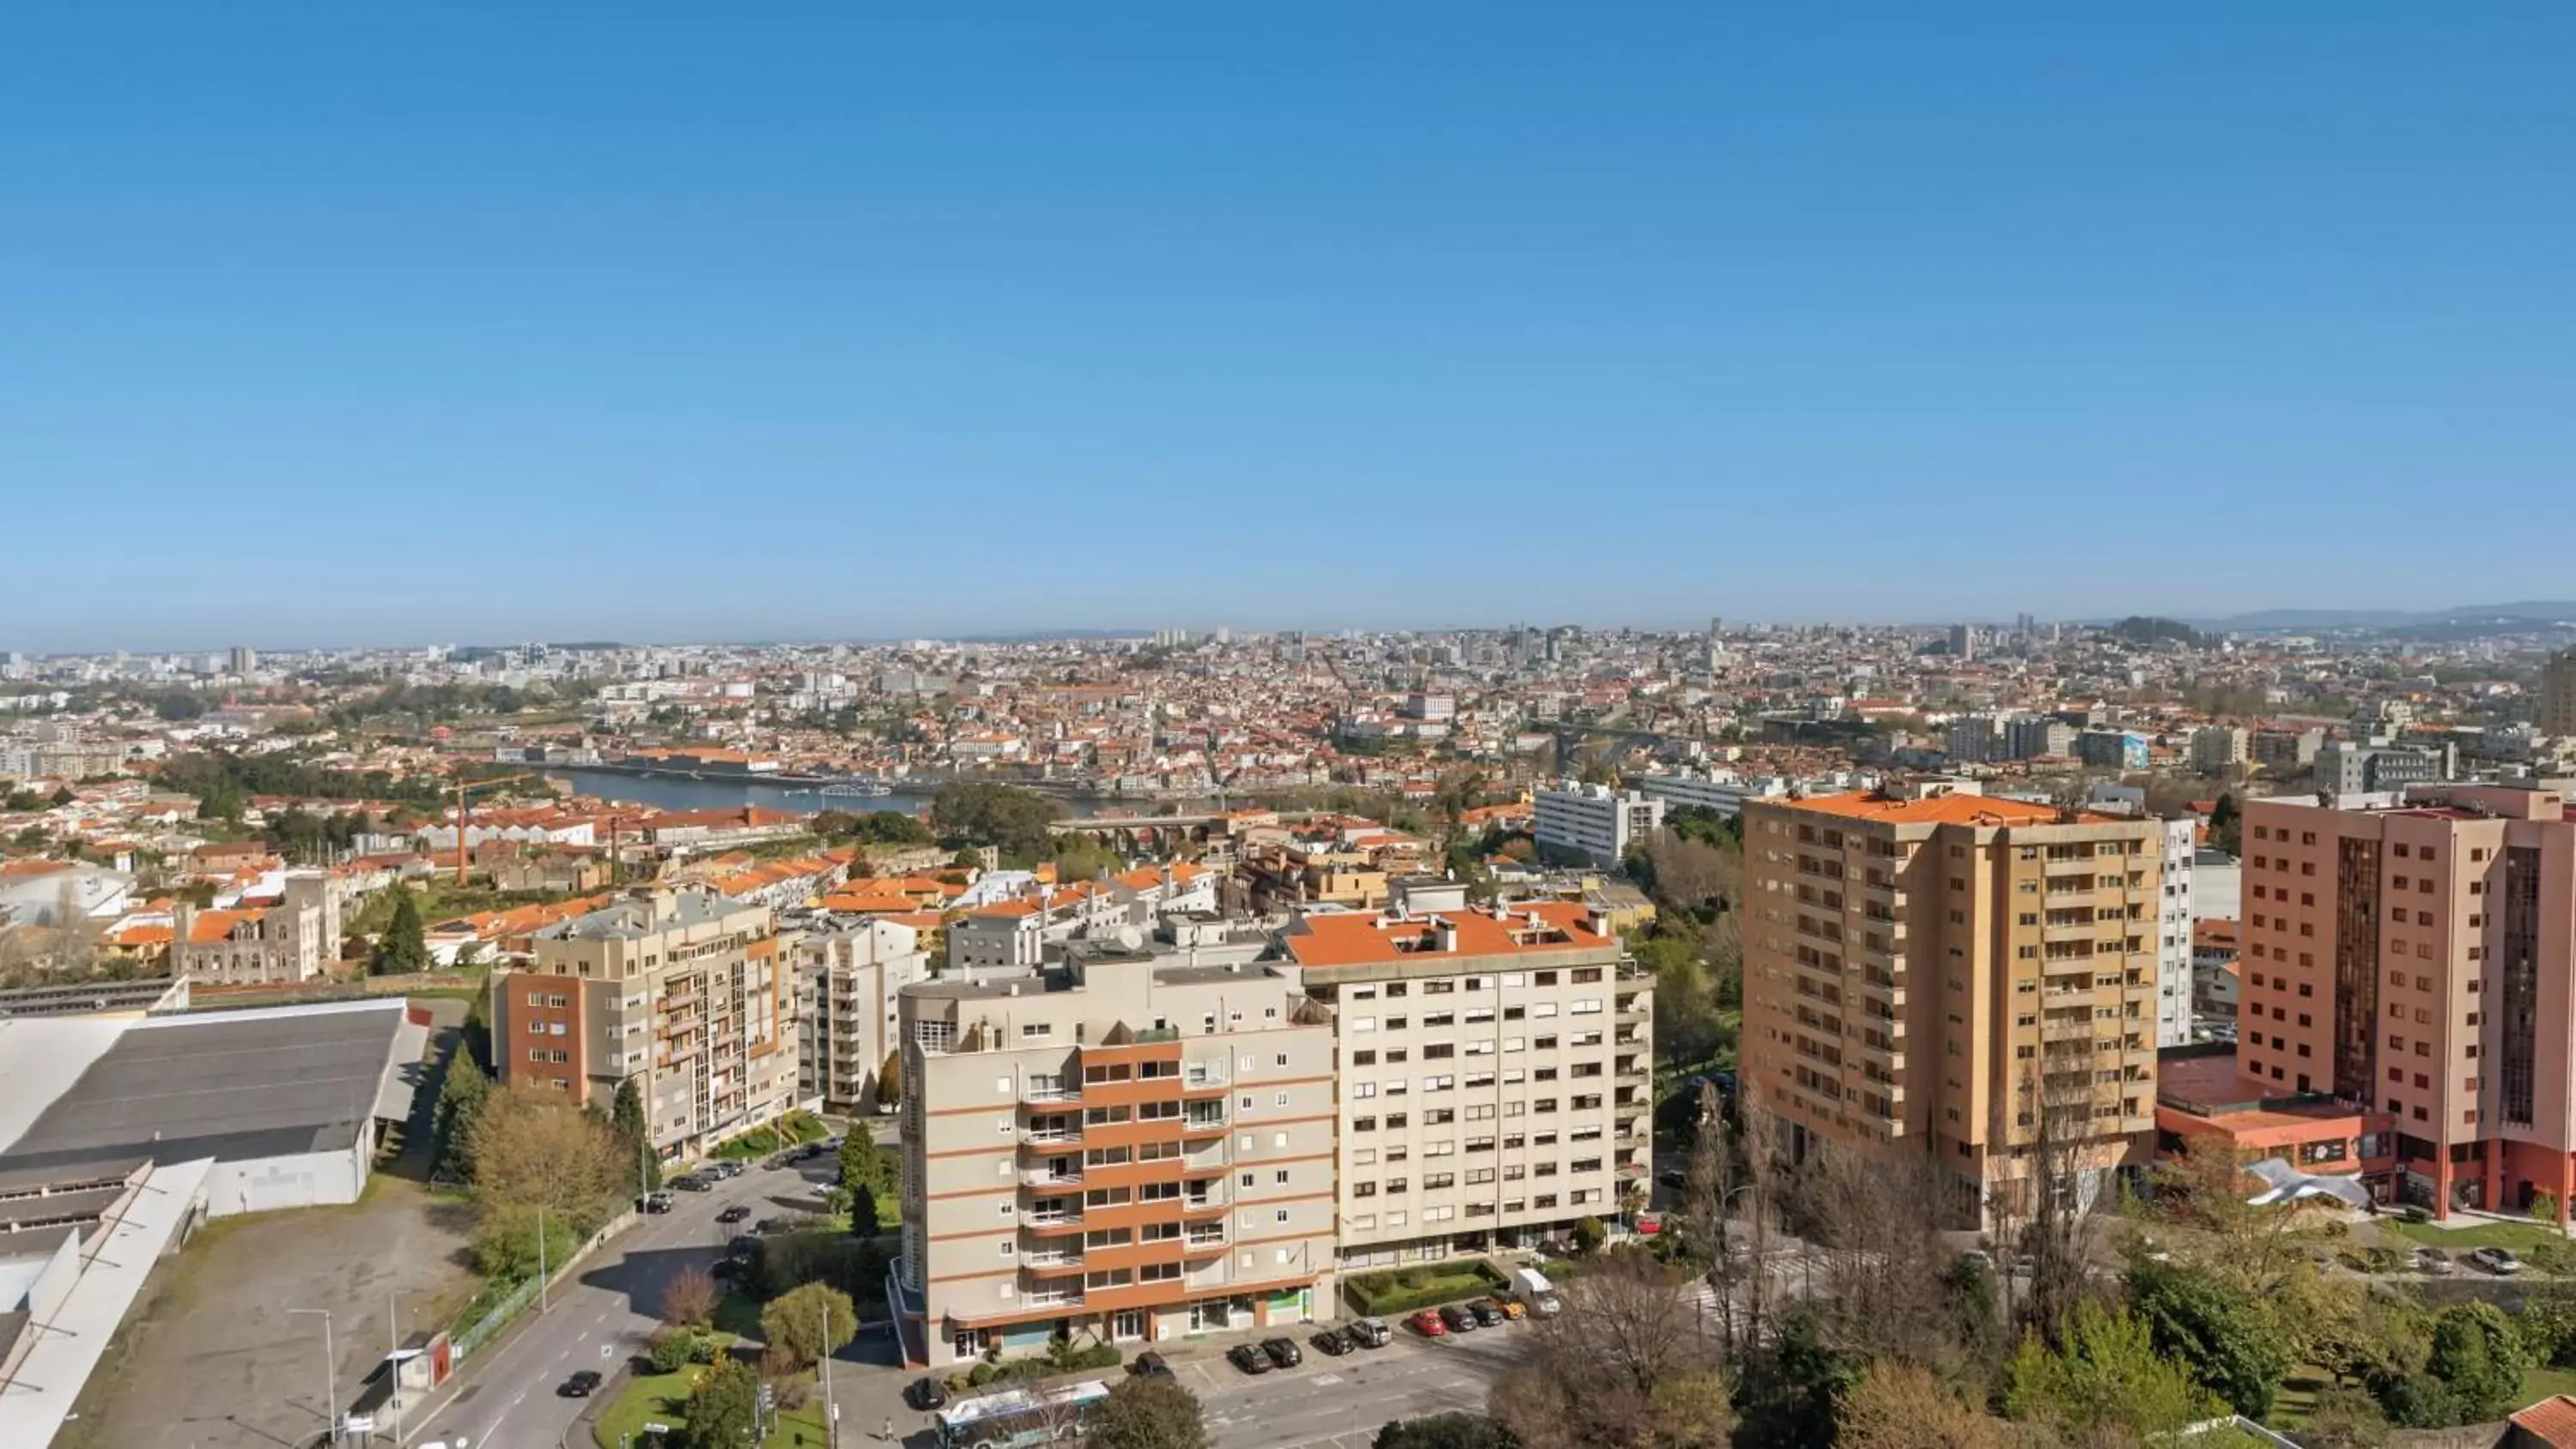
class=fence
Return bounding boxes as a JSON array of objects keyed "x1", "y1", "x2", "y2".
[{"x1": 447, "y1": 1210, "x2": 637, "y2": 1364}]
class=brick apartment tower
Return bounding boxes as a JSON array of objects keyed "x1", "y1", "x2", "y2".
[
  {"x1": 1741, "y1": 789, "x2": 2166, "y2": 1226},
  {"x1": 2240, "y1": 784, "x2": 2576, "y2": 1220}
]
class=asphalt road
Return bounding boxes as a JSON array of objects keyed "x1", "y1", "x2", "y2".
[
  {"x1": 1183, "y1": 1327, "x2": 1528, "y2": 1449},
  {"x1": 408, "y1": 1155, "x2": 842, "y2": 1449}
]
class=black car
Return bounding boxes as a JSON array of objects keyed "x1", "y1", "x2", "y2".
[
  {"x1": 559, "y1": 1370, "x2": 603, "y2": 1397},
  {"x1": 1437, "y1": 1304, "x2": 1479, "y2": 1333},
  {"x1": 1348, "y1": 1318, "x2": 1392, "y2": 1349},
  {"x1": 1311, "y1": 1327, "x2": 1352, "y2": 1355},
  {"x1": 1227, "y1": 1343, "x2": 1273, "y2": 1375},
  {"x1": 671, "y1": 1174, "x2": 713, "y2": 1191},
  {"x1": 1470, "y1": 1301, "x2": 1507, "y2": 1328},
  {"x1": 717, "y1": 1204, "x2": 751, "y2": 1223},
  {"x1": 1131, "y1": 1351, "x2": 1175, "y2": 1380},
  {"x1": 906, "y1": 1376, "x2": 950, "y2": 1411},
  {"x1": 1261, "y1": 1337, "x2": 1303, "y2": 1368}
]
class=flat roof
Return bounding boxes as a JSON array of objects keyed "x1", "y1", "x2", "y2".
[
  {"x1": 0, "y1": 1001, "x2": 408, "y2": 1180},
  {"x1": 1777, "y1": 791, "x2": 2133, "y2": 828}
]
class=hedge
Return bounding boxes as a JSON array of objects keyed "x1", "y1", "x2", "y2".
[{"x1": 1344, "y1": 1260, "x2": 1510, "y2": 1317}]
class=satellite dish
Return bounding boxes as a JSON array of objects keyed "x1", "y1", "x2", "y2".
[{"x1": 1115, "y1": 925, "x2": 1145, "y2": 950}]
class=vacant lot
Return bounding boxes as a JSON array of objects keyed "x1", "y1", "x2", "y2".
[{"x1": 60, "y1": 1001, "x2": 478, "y2": 1449}]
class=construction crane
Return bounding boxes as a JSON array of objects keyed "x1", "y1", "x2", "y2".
[{"x1": 451, "y1": 772, "x2": 539, "y2": 885}]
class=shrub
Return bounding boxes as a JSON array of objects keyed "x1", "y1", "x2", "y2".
[{"x1": 647, "y1": 1327, "x2": 702, "y2": 1374}]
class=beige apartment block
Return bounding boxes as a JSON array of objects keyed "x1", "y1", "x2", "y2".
[
  {"x1": 893, "y1": 934, "x2": 1338, "y2": 1367},
  {"x1": 1282, "y1": 884, "x2": 1655, "y2": 1269},
  {"x1": 794, "y1": 918, "x2": 929, "y2": 1111},
  {"x1": 1742, "y1": 789, "x2": 2164, "y2": 1227},
  {"x1": 491, "y1": 887, "x2": 799, "y2": 1163}
]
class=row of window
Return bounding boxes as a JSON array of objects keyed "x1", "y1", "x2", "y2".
[{"x1": 1347, "y1": 969, "x2": 1603, "y2": 1000}]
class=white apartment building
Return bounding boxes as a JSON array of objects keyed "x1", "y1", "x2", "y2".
[
  {"x1": 1282, "y1": 897, "x2": 1653, "y2": 1269},
  {"x1": 2155, "y1": 818, "x2": 2198, "y2": 1047},
  {"x1": 795, "y1": 918, "x2": 931, "y2": 1111},
  {"x1": 893, "y1": 934, "x2": 1338, "y2": 1367},
  {"x1": 1534, "y1": 780, "x2": 1664, "y2": 866}
]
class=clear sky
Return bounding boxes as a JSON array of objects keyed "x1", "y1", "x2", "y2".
[{"x1": 6, "y1": 4, "x2": 2573, "y2": 652}]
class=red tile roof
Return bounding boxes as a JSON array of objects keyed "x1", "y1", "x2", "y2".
[{"x1": 1285, "y1": 900, "x2": 1608, "y2": 968}]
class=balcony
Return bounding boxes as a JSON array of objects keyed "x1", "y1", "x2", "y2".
[
  {"x1": 1024, "y1": 1084, "x2": 1082, "y2": 1105},
  {"x1": 1024, "y1": 1289, "x2": 1084, "y2": 1310},
  {"x1": 1025, "y1": 1209, "x2": 1083, "y2": 1228},
  {"x1": 1022, "y1": 1167, "x2": 1083, "y2": 1189},
  {"x1": 1021, "y1": 1127, "x2": 1084, "y2": 1147},
  {"x1": 1023, "y1": 1248, "x2": 1083, "y2": 1270}
]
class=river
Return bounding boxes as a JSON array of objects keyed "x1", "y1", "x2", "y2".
[{"x1": 538, "y1": 767, "x2": 1138, "y2": 820}]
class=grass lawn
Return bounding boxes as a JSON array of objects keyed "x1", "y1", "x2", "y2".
[
  {"x1": 1346, "y1": 1262, "x2": 1509, "y2": 1316},
  {"x1": 592, "y1": 1362, "x2": 830, "y2": 1449},
  {"x1": 2378, "y1": 1217, "x2": 2567, "y2": 1252},
  {"x1": 2270, "y1": 1361, "x2": 2576, "y2": 1429}
]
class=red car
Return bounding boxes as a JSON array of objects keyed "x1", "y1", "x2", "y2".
[{"x1": 1410, "y1": 1308, "x2": 1448, "y2": 1337}]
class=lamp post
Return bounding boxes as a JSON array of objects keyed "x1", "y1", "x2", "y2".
[
  {"x1": 386, "y1": 1290, "x2": 405, "y2": 1446},
  {"x1": 287, "y1": 1307, "x2": 335, "y2": 1446},
  {"x1": 818, "y1": 1295, "x2": 836, "y2": 1447}
]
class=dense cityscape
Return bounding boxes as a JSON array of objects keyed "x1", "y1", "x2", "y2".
[
  {"x1": 11, "y1": 3, "x2": 2575, "y2": 1447},
  {"x1": 7, "y1": 614, "x2": 2576, "y2": 1449}
]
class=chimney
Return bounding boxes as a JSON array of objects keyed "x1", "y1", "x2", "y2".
[{"x1": 1431, "y1": 917, "x2": 1458, "y2": 953}]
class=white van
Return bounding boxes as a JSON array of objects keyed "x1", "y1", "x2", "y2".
[{"x1": 1512, "y1": 1266, "x2": 1561, "y2": 1317}]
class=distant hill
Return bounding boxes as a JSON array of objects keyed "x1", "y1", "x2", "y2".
[{"x1": 2201, "y1": 601, "x2": 2576, "y2": 632}]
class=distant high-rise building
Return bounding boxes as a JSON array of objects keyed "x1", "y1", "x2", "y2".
[
  {"x1": 2544, "y1": 648, "x2": 2576, "y2": 738},
  {"x1": 228, "y1": 646, "x2": 257, "y2": 675},
  {"x1": 1947, "y1": 624, "x2": 1978, "y2": 661}
]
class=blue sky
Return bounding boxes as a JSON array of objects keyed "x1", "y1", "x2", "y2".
[{"x1": 5, "y1": 4, "x2": 2573, "y2": 651}]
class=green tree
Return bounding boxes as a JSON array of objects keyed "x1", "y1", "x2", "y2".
[
  {"x1": 1370, "y1": 1413, "x2": 1517, "y2": 1449},
  {"x1": 2299, "y1": 1387, "x2": 2394, "y2": 1449},
  {"x1": 429, "y1": 1049, "x2": 489, "y2": 1184},
  {"x1": 2002, "y1": 1301, "x2": 2219, "y2": 1441},
  {"x1": 2537, "y1": 1189, "x2": 2561, "y2": 1225},
  {"x1": 612, "y1": 1076, "x2": 660, "y2": 1193},
  {"x1": 848, "y1": 1182, "x2": 879, "y2": 1237},
  {"x1": 2210, "y1": 793, "x2": 2242, "y2": 856},
  {"x1": 372, "y1": 888, "x2": 430, "y2": 975},
  {"x1": 931, "y1": 781, "x2": 1060, "y2": 864},
  {"x1": 759, "y1": 1281, "x2": 858, "y2": 1369},
  {"x1": 683, "y1": 1356, "x2": 762, "y2": 1449},
  {"x1": 1084, "y1": 1373, "x2": 1211, "y2": 1449},
  {"x1": 2126, "y1": 1259, "x2": 2289, "y2": 1419},
  {"x1": 876, "y1": 1048, "x2": 903, "y2": 1108},
  {"x1": 2425, "y1": 1300, "x2": 2526, "y2": 1422},
  {"x1": 840, "y1": 1119, "x2": 890, "y2": 1197},
  {"x1": 471, "y1": 1202, "x2": 580, "y2": 1280},
  {"x1": 1571, "y1": 1216, "x2": 1606, "y2": 1256}
]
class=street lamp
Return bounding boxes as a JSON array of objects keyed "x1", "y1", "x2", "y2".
[{"x1": 286, "y1": 1308, "x2": 335, "y2": 1446}]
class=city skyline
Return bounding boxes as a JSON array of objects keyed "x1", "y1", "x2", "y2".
[{"x1": 8, "y1": 5, "x2": 2575, "y2": 648}]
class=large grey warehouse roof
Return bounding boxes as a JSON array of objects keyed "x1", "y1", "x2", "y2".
[{"x1": 0, "y1": 1002, "x2": 410, "y2": 1180}]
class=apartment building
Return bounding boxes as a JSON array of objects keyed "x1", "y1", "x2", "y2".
[
  {"x1": 2239, "y1": 784, "x2": 2576, "y2": 1220},
  {"x1": 170, "y1": 870, "x2": 342, "y2": 985},
  {"x1": 891, "y1": 931, "x2": 1338, "y2": 1368},
  {"x1": 794, "y1": 918, "x2": 929, "y2": 1110},
  {"x1": 1283, "y1": 882, "x2": 1653, "y2": 1269},
  {"x1": 2157, "y1": 820, "x2": 2199, "y2": 1047},
  {"x1": 1534, "y1": 780, "x2": 1664, "y2": 866},
  {"x1": 1741, "y1": 788, "x2": 2165, "y2": 1227},
  {"x1": 491, "y1": 887, "x2": 799, "y2": 1162},
  {"x1": 2191, "y1": 725, "x2": 2251, "y2": 773},
  {"x1": 2545, "y1": 649, "x2": 2576, "y2": 740}
]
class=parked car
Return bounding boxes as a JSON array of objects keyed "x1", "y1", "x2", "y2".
[
  {"x1": 756, "y1": 1217, "x2": 794, "y2": 1236},
  {"x1": 1227, "y1": 1343, "x2": 1273, "y2": 1374},
  {"x1": 1130, "y1": 1351, "x2": 1175, "y2": 1380},
  {"x1": 1261, "y1": 1337, "x2": 1303, "y2": 1368},
  {"x1": 716, "y1": 1203, "x2": 751, "y2": 1224},
  {"x1": 1656, "y1": 1168, "x2": 1688, "y2": 1190},
  {"x1": 641, "y1": 1191, "x2": 674, "y2": 1214},
  {"x1": 2470, "y1": 1247, "x2": 2523, "y2": 1275},
  {"x1": 1349, "y1": 1318, "x2": 1393, "y2": 1349},
  {"x1": 906, "y1": 1377, "x2": 949, "y2": 1410},
  {"x1": 1437, "y1": 1304, "x2": 1479, "y2": 1334},
  {"x1": 559, "y1": 1370, "x2": 603, "y2": 1397},
  {"x1": 671, "y1": 1174, "x2": 712, "y2": 1191},
  {"x1": 1469, "y1": 1301, "x2": 1507, "y2": 1328},
  {"x1": 1312, "y1": 1326, "x2": 1352, "y2": 1355},
  {"x1": 2415, "y1": 1247, "x2": 2454, "y2": 1276},
  {"x1": 1487, "y1": 1294, "x2": 1527, "y2": 1320},
  {"x1": 1410, "y1": 1308, "x2": 1449, "y2": 1337}
]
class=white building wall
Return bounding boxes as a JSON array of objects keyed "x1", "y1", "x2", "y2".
[
  {"x1": 202, "y1": 1140, "x2": 368, "y2": 1217},
  {"x1": 2156, "y1": 819, "x2": 2197, "y2": 1047}
]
